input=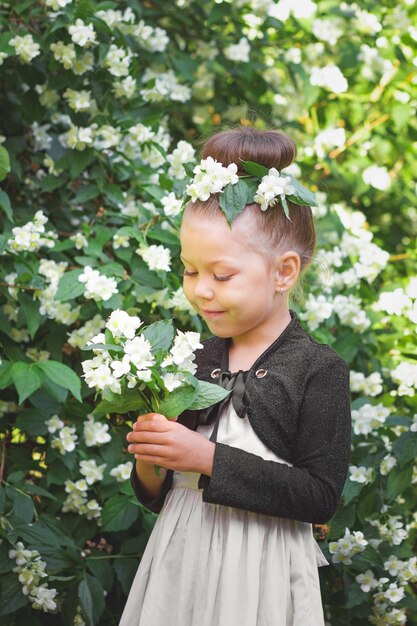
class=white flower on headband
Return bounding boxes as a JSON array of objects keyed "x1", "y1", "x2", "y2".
[
  {"x1": 185, "y1": 156, "x2": 239, "y2": 202},
  {"x1": 253, "y1": 168, "x2": 295, "y2": 212}
]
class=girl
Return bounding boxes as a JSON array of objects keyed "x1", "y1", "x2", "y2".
[{"x1": 119, "y1": 127, "x2": 352, "y2": 626}]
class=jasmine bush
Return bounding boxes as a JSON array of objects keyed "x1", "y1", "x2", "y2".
[{"x1": 0, "y1": 1, "x2": 416, "y2": 624}]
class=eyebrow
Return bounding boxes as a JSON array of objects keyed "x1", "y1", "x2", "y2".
[{"x1": 180, "y1": 256, "x2": 238, "y2": 267}]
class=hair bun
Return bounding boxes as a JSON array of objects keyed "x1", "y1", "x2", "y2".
[{"x1": 201, "y1": 127, "x2": 296, "y2": 174}]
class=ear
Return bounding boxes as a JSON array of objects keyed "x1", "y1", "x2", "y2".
[{"x1": 273, "y1": 251, "x2": 301, "y2": 292}]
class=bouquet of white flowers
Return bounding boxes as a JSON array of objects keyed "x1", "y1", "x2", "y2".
[{"x1": 81, "y1": 310, "x2": 230, "y2": 472}]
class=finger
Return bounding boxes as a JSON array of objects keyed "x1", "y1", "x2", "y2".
[
  {"x1": 131, "y1": 421, "x2": 172, "y2": 437},
  {"x1": 128, "y1": 442, "x2": 170, "y2": 457},
  {"x1": 127, "y1": 430, "x2": 169, "y2": 444},
  {"x1": 134, "y1": 413, "x2": 169, "y2": 427}
]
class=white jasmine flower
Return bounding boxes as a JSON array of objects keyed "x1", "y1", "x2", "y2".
[
  {"x1": 224, "y1": 37, "x2": 250, "y2": 63},
  {"x1": 83, "y1": 415, "x2": 111, "y2": 447},
  {"x1": 298, "y1": 294, "x2": 333, "y2": 330},
  {"x1": 79, "y1": 459, "x2": 106, "y2": 485},
  {"x1": 29, "y1": 585, "x2": 58, "y2": 612},
  {"x1": 70, "y1": 232, "x2": 88, "y2": 250},
  {"x1": 140, "y1": 69, "x2": 191, "y2": 103},
  {"x1": 68, "y1": 19, "x2": 97, "y2": 48},
  {"x1": 113, "y1": 76, "x2": 137, "y2": 99},
  {"x1": 168, "y1": 330, "x2": 203, "y2": 366},
  {"x1": 51, "y1": 426, "x2": 78, "y2": 455},
  {"x1": 104, "y1": 44, "x2": 132, "y2": 77},
  {"x1": 110, "y1": 355, "x2": 132, "y2": 379},
  {"x1": 78, "y1": 266, "x2": 119, "y2": 302},
  {"x1": 45, "y1": 414, "x2": 64, "y2": 434},
  {"x1": 162, "y1": 372, "x2": 186, "y2": 392},
  {"x1": 362, "y1": 165, "x2": 392, "y2": 191},
  {"x1": 355, "y1": 570, "x2": 379, "y2": 592},
  {"x1": 186, "y1": 157, "x2": 239, "y2": 202},
  {"x1": 136, "y1": 244, "x2": 171, "y2": 272},
  {"x1": 383, "y1": 583, "x2": 405, "y2": 604},
  {"x1": 167, "y1": 140, "x2": 195, "y2": 179},
  {"x1": 310, "y1": 64, "x2": 348, "y2": 93},
  {"x1": 349, "y1": 465, "x2": 373, "y2": 484},
  {"x1": 106, "y1": 309, "x2": 142, "y2": 340},
  {"x1": 312, "y1": 18, "x2": 344, "y2": 46},
  {"x1": 161, "y1": 192, "x2": 183, "y2": 217},
  {"x1": 253, "y1": 168, "x2": 295, "y2": 211},
  {"x1": 123, "y1": 335, "x2": 155, "y2": 370},
  {"x1": 44, "y1": 0, "x2": 72, "y2": 9},
  {"x1": 112, "y1": 233, "x2": 130, "y2": 249},
  {"x1": 391, "y1": 362, "x2": 417, "y2": 397},
  {"x1": 10, "y1": 34, "x2": 41, "y2": 63},
  {"x1": 67, "y1": 314, "x2": 105, "y2": 349},
  {"x1": 110, "y1": 461, "x2": 133, "y2": 482},
  {"x1": 328, "y1": 528, "x2": 368, "y2": 565},
  {"x1": 63, "y1": 88, "x2": 93, "y2": 112},
  {"x1": 351, "y1": 403, "x2": 391, "y2": 436},
  {"x1": 50, "y1": 41, "x2": 76, "y2": 68}
]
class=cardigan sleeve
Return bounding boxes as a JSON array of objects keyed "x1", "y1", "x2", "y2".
[
  {"x1": 130, "y1": 465, "x2": 174, "y2": 514},
  {"x1": 201, "y1": 356, "x2": 352, "y2": 524}
]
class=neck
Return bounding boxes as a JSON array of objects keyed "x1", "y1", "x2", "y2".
[{"x1": 228, "y1": 307, "x2": 293, "y2": 366}]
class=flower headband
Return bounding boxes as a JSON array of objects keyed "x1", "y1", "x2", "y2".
[{"x1": 184, "y1": 156, "x2": 318, "y2": 224}]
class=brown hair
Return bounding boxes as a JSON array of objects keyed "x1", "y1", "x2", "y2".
[{"x1": 183, "y1": 126, "x2": 318, "y2": 305}]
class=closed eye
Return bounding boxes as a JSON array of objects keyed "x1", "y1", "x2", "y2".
[{"x1": 183, "y1": 270, "x2": 232, "y2": 282}]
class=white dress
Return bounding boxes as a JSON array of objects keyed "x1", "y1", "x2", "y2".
[{"x1": 119, "y1": 400, "x2": 329, "y2": 626}]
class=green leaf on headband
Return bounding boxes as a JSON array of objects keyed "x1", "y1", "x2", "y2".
[
  {"x1": 286, "y1": 175, "x2": 318, "y2": 207},
  {"x1": 240, "y1": 160, "x2": 269, "y2": 178},
  {"x1": 244, "y1": 177, "x2": 258, "y2": 204},
  {"x1": 280, "y1": 195, "x2": 292, "y2": 222},
  {"x1": 219, "y1": 179, "x2": 250, "y2": 225}
]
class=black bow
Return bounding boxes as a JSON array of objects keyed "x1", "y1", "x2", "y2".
[{"x1": 198, "y1": 369, "x2": 250, "y2": 427}]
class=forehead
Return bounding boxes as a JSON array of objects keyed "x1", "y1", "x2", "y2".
[{"x1": 180, "y1": 210, "x2": 254, "y2": 263}]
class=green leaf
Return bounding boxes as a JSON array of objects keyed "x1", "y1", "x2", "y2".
[
  {"x1": 113, "y1": 558, "x2": 139, "y2": 596},
  {"x1": 82, "y1": 343, "x2": 124, "y2": 353},
  {"x1": 36, "y1": 361, "x2": 82, "y2": 402},
  {"x1": 142, "y1": 319, "x2": 174, "y2": 354},
  {"x1": 341, "y1": 478, "x2": 364, "y2": 505},
  {"x1": 101, "y1": 495, "x2": 139, "y2": 531},
  {"x1": 393, "y1": 431, "x2": 417, "y2": 467},
  {"x1": 75, "y1": 184, "x2": 100, "y2": 203},
  {"x1": 387, "y1": 461, "x2": 413, "y2": 500},
  {"x1": 280, "y1": 194, "x2": 291, "y2": 221},
  {"x1": 11, "y1": 362, "x2": 44, "y2": 403},
  {"x1": 0, "y1": 574, "x2": 28, "y2": 617},
  {"x1": 240, "y1": 159, "x2": 268, "y2": 178},
  {"x1": 6, "y1": 486, "x2": 34, "y2": 523},
  {"x1": 55, "y1": 269, "x2": 85, "y2": 302},
  {"x1": 92, "y1": 388, "x2": 148, "y2": 417},
  {"x1": 0, "y1": 145, "x2": 10, "y2": 182},
  {"x1": 15, "y1": 408, "x2": 49, "y2": 436},
  {"x1": 219, "y1": 179, "x2": 250, "y2": 225},
  {"x1": 19, "y1": 293, "x2": 40, "y2": 338},
  {"x1": 0, "y1": 361, "x2": 13, "y2": 389},
  {"x1": 159, "y1": 384, "x2": 197, "y2": 419},
  {"x1": 78, "y1": 578, "x2": 93, "y2": 626},
  {"x1": 286, "y1": 174, "x2": 318, "y2": 207},
  {"x1": 0, "y1": 189, "x2": 13, "y2": 222},
  {"x1": 188, "y1": 380, "x2": 231, "y2": 410},
  {"x1": 103, "y1": 183, "x2": 124, "y2": 206}
]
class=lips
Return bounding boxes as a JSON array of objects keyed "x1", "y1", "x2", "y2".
[{"x1": 202, "y1": 309, "x2": 225, "y2": 318}]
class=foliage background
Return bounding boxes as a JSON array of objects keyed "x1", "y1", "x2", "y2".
[{"x1": 0, "y1": 0, "x2": 416, "y2": 624}]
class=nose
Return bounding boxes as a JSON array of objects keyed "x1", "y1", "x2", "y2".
[{"x1": 193, "y1": 276, "x2": 214, "y2": 300}]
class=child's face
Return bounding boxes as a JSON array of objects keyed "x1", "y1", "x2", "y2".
[{"x1": 180, "y1": 209, "x2": 289, "y2": 342}]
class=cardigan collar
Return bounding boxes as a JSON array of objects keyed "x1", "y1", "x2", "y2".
[{"x1": 197, "y1": 308, "x2": 302, "y2": 381}]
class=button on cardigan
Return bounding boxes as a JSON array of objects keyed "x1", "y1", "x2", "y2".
[{"x1": 130, "y1": 309, "x2": 352, "y2": 525}]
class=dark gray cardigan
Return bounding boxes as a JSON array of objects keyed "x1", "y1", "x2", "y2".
[{"x1": 130, "y1": 309, "x2": 352, "y2": 524}]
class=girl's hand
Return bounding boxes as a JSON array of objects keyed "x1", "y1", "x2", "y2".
[{"x1": 126, "y1": 413, "x2": 215, "y2": 476}]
